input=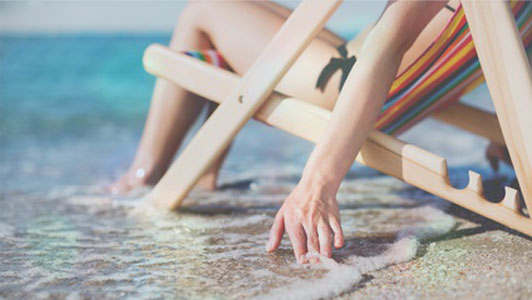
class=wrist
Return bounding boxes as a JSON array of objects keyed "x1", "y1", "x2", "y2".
[
  {"x1": 303, "y1": 150, "x2": 343, "y2": 186},
  {"x1": 300, "y1": 166, "x2": 341, "y2": 195}
]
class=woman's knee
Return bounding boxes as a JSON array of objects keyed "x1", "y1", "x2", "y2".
[
  {"x1": 175, "y1": 2, "x2": 205, "y2": 31},
  {"x1": 169, "y1": 1, "x2": 212, "y2": 50}
]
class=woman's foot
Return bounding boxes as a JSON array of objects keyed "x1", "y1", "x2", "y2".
[
  {"x1": 196, "y1": 171, "x2": 219, "y2": 191},
  {"x1": 108, "y1": 164, "x2": 163, "y2": 195},
  {"x1": 108, "y1": 164, "x2": 220, "y2": 194},
  {"x1": 486, "y1": 142, "x2": 527, "y2": 214},
  {"x1": 486, "y1": 141, "x2": 512, "y2": 172}
]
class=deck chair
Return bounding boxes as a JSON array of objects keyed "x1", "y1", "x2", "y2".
[{"x1": 142, "y1": 0, "x2": 532, "y2": 236}]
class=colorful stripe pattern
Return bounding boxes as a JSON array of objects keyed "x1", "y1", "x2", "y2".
[
  {"x1": 184, "y1": 49, "x2": 230, "y2": 70},
  {"x1": 376, "y1": 0, "x2": 532, "y2": 135},
  {"x1": 184, "y1": 1, "x2": 532, "y2": 136}
]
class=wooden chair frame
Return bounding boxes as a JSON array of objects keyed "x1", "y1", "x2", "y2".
[{"x1": 143, "y1": 0, "x2": 532, "y2": 236}]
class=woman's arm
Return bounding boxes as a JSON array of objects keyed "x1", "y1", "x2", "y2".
[{"x1": 266, "y1": 0, "x2": 448, "y2": 263}]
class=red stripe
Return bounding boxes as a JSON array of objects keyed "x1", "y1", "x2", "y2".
[
  {"x1": 378, "y1": 35, "x2": 476, "y2": 128},
  {"x1": 389, "y1": 10, "x2": 467, "y2": 96},
  {"x1": 512, "y1": 1, "x2": 525, "y2": 15},
  {"x1": 216, "y1": 52, "x2": 228, "y2": 69},
  {"x1": 383, "y1": 68, "x2": 483, "y2": 135}
]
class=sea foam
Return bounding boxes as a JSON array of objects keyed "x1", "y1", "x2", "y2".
[{"x1": 257, "y1": 206, "x2": 455, "y2": 300}]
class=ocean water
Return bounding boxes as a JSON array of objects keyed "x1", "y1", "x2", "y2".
[{"x1": 0, "y1": 35, "x2": 515, "y2": 299}]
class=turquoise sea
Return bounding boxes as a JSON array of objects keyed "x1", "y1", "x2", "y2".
[
  {"x1": 1, "y1": 35, "x2": 167, "y2": 190},
  {"x1": 0, "y1": 34, "x2": 516, "y2": 299}
]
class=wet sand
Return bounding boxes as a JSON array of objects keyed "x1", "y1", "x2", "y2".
[
  {"x1": 336, "y1": 99, "x2": 532, "y2": 299},
  {"x1": 337, "y1": 205, "x2": 532, "y2": 300},
  {"x1": 2, "y1": 172, "x2": 530, "y2": 300}
]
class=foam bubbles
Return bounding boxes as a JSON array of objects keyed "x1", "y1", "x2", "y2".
[
  {"x1": 258, "y1": 206, "x2": 454, "y2": 300},
  {"x1": 1, "y1": 180, "x2": 455, "y2": 299}
]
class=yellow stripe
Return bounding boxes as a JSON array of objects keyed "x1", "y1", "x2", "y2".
[
  {"x1": 414, "y1": 41, "x2": 474, "y2": 95},
  {"x1": 377, "y1": 38, "x2": 475, "y2": 127},
  {"x1": 378, "y1": 0, "x2": 528, "y2": 130},
  {"x1": 390, "y1": 9, "x2": 466, "y2": 91},
  {"x1": 460, "y1": 73, "x2": 485, "y2": 95}
]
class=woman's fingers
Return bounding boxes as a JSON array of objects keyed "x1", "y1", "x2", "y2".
[
  {"x1": 305, "y1": 225, "x2": 320, "y2": 253},
  {"x1": 266, "y1": 211, "x2": 285, "y2": 252},
  {"x1": 304, "y1": 224, "x2": 320, "y2": 263},
  {"x1": 329, "y1": 216, "x2": 344, "y2": 249},
  {"x1": 317, "y1": 222, "x2": 332, "y2": 258},
  {"x1": 267, "y1": 187, "x2": 343, "y2": 264},
  {"x1": 286, "y1": 222, "x2": 308, "y2": 264}
]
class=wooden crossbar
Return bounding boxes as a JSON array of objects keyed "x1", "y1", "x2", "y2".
[{"x1": 432, "y1": 102, "x2": 504, "y2": 145}]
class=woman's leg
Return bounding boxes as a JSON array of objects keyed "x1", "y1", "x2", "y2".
[
  {"x1": 109, "y1": 3, "x2": 217, "y2": 194},
  {"x1": 183, "y1": 1, "x2": 346, "y2": 107},
  {"x1": 110, "y1": 1, "x2": 346, "y2": 194}
]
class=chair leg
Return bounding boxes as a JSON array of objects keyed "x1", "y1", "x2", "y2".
[
  {"x1": 462, "y1": 0, "x2": 532, "y2": 212},
  {"x1": 144, "y1": 47, "x2": 532, "y2": 236},
  {"x1": 432, "y1": 102, "x2": 505, "y2": 145},
  {"x1": 147, "y1": 0, "x2": 342, "y2": 210}
]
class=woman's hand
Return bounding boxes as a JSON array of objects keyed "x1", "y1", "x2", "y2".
[{"x1": 266, "y1": 178, "x2": 344, "y2": 264}]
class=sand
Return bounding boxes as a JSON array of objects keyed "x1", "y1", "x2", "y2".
[{"x1": 337, "y1": 205, "x2": 532, "y2": 300}]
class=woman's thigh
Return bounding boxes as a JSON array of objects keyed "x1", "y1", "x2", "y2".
[{"x1": 193, "y1": 1, "x2": 345, "y2": 111}]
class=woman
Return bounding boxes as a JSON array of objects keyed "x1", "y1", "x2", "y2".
[{"x1": 110, "y1": 0, "x2": 506, "y2": 264}]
